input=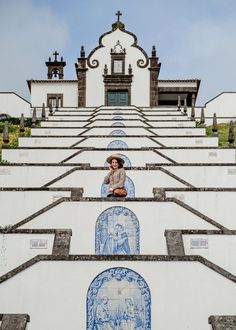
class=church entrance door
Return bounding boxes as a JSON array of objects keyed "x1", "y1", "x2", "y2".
[{"x1": 107, "y1": 90, "x2": 129, "y2": 106}]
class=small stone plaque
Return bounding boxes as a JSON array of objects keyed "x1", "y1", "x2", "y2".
[
  {"x1": 0, "y1": 168, "x2": 11, "y2": 175},
  {"x1": 190, "y1": 238, "x2": 208, "y2": 249},
  {"x1": 177, "y1": 123, "x2": 184, "y2": 127},
  {"x1": 185, "y1": 131, "x2": 192, "y2": 135},
  {"x1": 19, "y1": 151, "x2": 29, "y2": 157},
  {"x1": 195, "y1": 139, "x2": 203, "y2": 144},
  {"x1": 45, "y1": 130, "x2": 51, "y2": 134},
  {"x1": 30, "y1": 239, "x2": 48, "y2": 249},
  {"x1": 52, "y1": 123, "x2": 58, "y2": 127},
  {"x1": 227, "y1": 168, "x2": 236, "y2": 175},
  {"x1": 34, "y1": 139, "x2": 41, "y2": 145},
  {"x1": 208, "y1": 151, "x2": 217, "y2": 157}
]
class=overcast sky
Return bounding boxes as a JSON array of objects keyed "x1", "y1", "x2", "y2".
[{"x1": 0, "y1": 0, "x2": 236, "y2": 105}]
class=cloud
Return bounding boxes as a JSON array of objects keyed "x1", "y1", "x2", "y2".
[{"x1": 0, "y1": 0, "x2": 69, "y2": 100}]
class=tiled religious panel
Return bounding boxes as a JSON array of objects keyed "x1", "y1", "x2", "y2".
[
  {"x1": 112, "y1": 116, "x2": 124, "y2": 120},
  {"x1": 101, "y1": 176, "x2": 135, "y2": 197},
  {"x1": 104, "y1": 154, "x2": 132, "y2": 168},
  {"x1": 111, "y1": 122, "x2": 125, "y2": 127},
  {"x1": 113, "y1": 111, "x2": 123, "y2": 115},
  {"x1": 95, "y1": 206, "x2": 139, "y2": 255},
  {"x1": 107, "y1": 140, "x2": 128, "y2": 149},
  {"x1": 87, "y1": 267, "x2": 151, "y2": 329},
  {"x1": 110, "y1": 130, "x2": 126, "y2": 136}
]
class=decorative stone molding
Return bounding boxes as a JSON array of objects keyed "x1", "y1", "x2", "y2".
[
  {"x1": 75, "y1": 46, "x2": 88, "y2": 107},
  {"x1": 165, "y1": 230, "x2": 185, "y2": 256},
  {"x1": 152, "y1": 188, "x2": 166, "y2": 200},
  {"x1": 52, "y1": 229, "x2": 72, "y2": 257},
  {"x1": 1, "y1": 254, "x2": 236, "y2": 285},
  {"x1": 71, "y1": 188, "x2": 84, "y2": 200},
  {"x1": 149, "y1": 46, "x2": 161, "y2": 107},
  {"x1": 0, "y1": 314, "x2": 30, "y2": 330},
  {"x1": 209, "y1": 315, "x2": 236, "y2": 329}
]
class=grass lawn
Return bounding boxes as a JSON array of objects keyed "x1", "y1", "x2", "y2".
[{"x1": 205, "y1": 122, "x2": 236, "y2": 147}]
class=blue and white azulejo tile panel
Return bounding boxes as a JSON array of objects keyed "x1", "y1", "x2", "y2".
[
  {"x1": 110, "y1": 129, "x2": 126, "y2": 136},
  {"x1": 87, "y1": 267, "x2": 151, "y2": 330},
  {"x1": 95, "y1": 206, "x2": 139, "y2": 255},
  {"x1": 107, "y1": 140, "x2": 128, "y2": 149}
]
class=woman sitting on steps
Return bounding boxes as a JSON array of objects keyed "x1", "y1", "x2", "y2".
[{"x1": 103, "y1": 154, "x2": 127, "y2": 197}]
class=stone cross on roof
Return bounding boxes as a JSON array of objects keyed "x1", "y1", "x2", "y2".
[
  {"x1": 53, "y1": 51, "x2": 59, "y2": 62},
  {"x1": 116, "y1": 11, "x2": 122, "y2": 22}
]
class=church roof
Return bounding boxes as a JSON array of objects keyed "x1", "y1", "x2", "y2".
[{"x1": 27, "y1": 79, "x2": 78, "y2": 91}]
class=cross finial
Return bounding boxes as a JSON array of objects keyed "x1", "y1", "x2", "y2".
[
  {"x1": 116, "y1": 11, "x2": 122, "y2": 22},
  {"x1": 53, "y1": 51, "x2": 59, "y2": 61}
]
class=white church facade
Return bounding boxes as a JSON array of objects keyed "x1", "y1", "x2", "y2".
[{"x1": 0, "y1": 13, "x2": 236, "y2": 330}]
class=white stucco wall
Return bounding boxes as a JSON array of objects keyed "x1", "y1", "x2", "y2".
[
  {"x1": 166, "y1": 190, "x2": 236, "y2": 229},
  {"x1": 3, "y1": 148, "x2": 234, "y2": 165},
  {"x1": 0, "y1": 166, "x2": 69, "y2": 187},
  {"x1": 183, "y1": 234, "x2": 236, "y2": 275},
  {"x1": 0, "y1": 92, "x2": 30, "y2": 117},
  {"x1": 0, "y1": 261, "x2": 235, "y2": 330},
  {"x1": 164, "y1": 166, "x2": 236, "y2": 188},
  {"x1": 0, "y1": 191, "x2": 71, "y2": 226},
  {"x1": 153, "y1": 136, "x2": 218, "y2": 147},
  {"x1": 205, "y1": 92, "x2": 236, "y2": 117},
  {"x1": 20, "y1": 201, "x2": 216, "y2": 254},
  {"x1": 2, "y1": 166, "x2": 236, "y2": 189},
  {"x1": 18, "y1": 137, "x2": 84, "y2": 148},
  {"x1": 86, "y1": 29, "x2": 150, "y2": 107},
  {"x1": 0, "y1": 234, "x2": 54, "y2": 276},
  {"x1": 30, "y1": 82, "x2": 78, "y2": 107}
]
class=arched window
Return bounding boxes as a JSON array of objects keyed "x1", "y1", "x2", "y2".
[
  {"x1": 95, "y1": 206, "x2": 139, "y2": 255},
  {"x1": 111, "y1": 122, "x2": 125, "y2": 127},
  {"x1": 107, "y1": 140, "x2": 128, "y2": 149},
  {"x1": 86, "y1": 267, "x2": 151, "y2": 330},
  {"x1": 104, "y1": 154, "x2": 131, "y2": 168},
  {"x1": 101, "y1": 176, "x2": 135, "y2": 197},
  {"x1": 110, "y1": 129, "x2": 126, "y2": 136}
]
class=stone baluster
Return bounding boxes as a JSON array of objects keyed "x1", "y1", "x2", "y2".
[
  {"x1": 104, "y1": 64, "x2": 108, "y2": 75},
  {"x1": 200, "y1": 107, "x2": 205, "y2": 127},
  {"x1": 19, "y1": 113, "x2": 25, "y2": 137},
  {"x1": 2, "y1": 121, "x2": 9, "y2": 148},
  {"x1": 55, "y1": 97, "x2": 59, "y2": 111},
  {"x1": 49, "y1": 103, "x2": 53, "y2": 116},
  {"x1": 183, "y1": 98, "x2": 187, "y2": 116},
  {"x1": 228, "y1": 120, "x2": 235, "y2": 148},
  {"x1": 128, "y1": 64, "x2": 132, "y2": 75},
  {"x1": 212, "y1": 113, "x2": 218, "y2": 136},
  {"x1": 177, "y1": 95, "x2": 181, "y2": 111},
  {"x1": 191, "y1": 94, "x2": 195, "y2": 121},
  {"x1": 31, "y1": 107, "x2": 36, "y2": 128},
  {"x1": 41, "y1": 103, "x2": 46, "y2": 121}
]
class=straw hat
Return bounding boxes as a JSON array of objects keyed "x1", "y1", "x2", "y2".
[{"x1": 106, "y1": 154, "x2": 124, "y2": 165}]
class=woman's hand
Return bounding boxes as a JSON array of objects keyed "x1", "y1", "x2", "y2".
[{"x1": 109, "y1": 165, "x2": 114, "y2": 174}]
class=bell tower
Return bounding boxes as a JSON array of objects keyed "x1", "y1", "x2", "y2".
[{"x1": 45, "y1": 51, "x2": 66, "y2": 79}]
